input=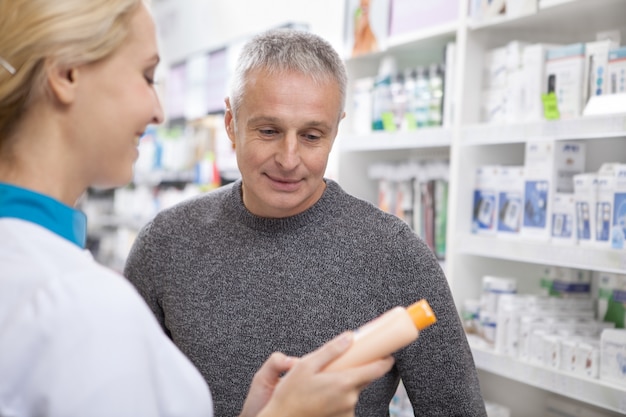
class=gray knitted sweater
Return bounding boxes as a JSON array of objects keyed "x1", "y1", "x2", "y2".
[{"x1": 124, "y1": 179, "x2": 486, "y2": 417}]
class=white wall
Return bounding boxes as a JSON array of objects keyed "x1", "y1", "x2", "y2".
[{"x1": 153, "y1": 0, "x2": 346, "y2": 65}]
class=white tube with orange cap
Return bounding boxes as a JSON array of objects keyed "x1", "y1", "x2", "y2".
[{"x1": 324, "y1": 299, "x2": 437, "y2": 372}]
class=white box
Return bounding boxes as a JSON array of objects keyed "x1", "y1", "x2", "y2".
[
  {"x1": 574, "y1": 338, "x2": 600, "y2": 378},
  {"x1": 542, "y1": 266, "x2": 591, "y2": 298},
  {"x1": 583, "y1": 40, "x2": 612, "y2": 104},
  {"x1": 608, "y1": 46, "x2": 626, "y2": 94},
  {"x1": 521, "y1": 43, "x2": 562, "y2": 122},
  {"x1": 481, "y1": 275, "x2": 517, "y2": 314},
  {"x1": 505, "y1": 41, "x2": 529, "y2": 72},
  {"x1": 496, "y1": 166, "x2": 524, "y2": 236},
  {"x1": 595, "y1": 163, "x2": 625, "y2": 246},
  {"x1": 600, "y1": 329, "x2": 626, "y2": 386},
  {"x1": 551, "y1": 193, "x2": 576, "y2": 244},
  {"x1": 495, "y1": 294, "x2": 525, "y2": 355},
  {"x1": 504, "y1": 69, "x2": 524, "y2": 123},
  {"x1": 351, "y1": 77, "x2": 374, "y2": 135},
  {"x1": 482, "y1": 88, "x2": 507, "y2": 123},
  {"x1": 484, "y1": 46, "x2": 508, "y2": 89},
  {"x1": 522, "y1": 141, "x2": 586, "y2": 240},
  {"x1": 506, "y1": 0, "x2": 537, "y2": 18},
  {"x1": 545, "y1": 43, "x2": 586, "y2": 119},
  {"x1": 559, "y1": 337, "x2": 580, "y2": 372},
  {"x1": 611, "y1": 164, "x2": 626, "y2": 249},
  {"x1": 472, "y1": 166, "x2": 500, "y2": 234},
  {"x1": 573, "y1": 173, "x2": 599, "y2": 245}
]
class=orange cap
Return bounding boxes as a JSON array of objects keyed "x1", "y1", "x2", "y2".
[{"x1": 406, "y1": 299, "x2": 437, "y2": 330}]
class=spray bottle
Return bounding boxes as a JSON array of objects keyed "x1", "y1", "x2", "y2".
[{"x1": 324, "y1": 299, "x2": 437, "y2": 372}]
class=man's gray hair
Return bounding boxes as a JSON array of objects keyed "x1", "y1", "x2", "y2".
[{"x1": 229, "y1": 28, "x2": 347, "y2": 116}]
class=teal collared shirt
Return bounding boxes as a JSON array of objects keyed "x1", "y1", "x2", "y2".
[{"x1": 0, "y1": 182, "x2": 87, "y2": 248}]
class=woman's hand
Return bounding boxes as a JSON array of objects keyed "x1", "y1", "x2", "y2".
[{"x1": 239, "y1": 332, "x2": 394, "y2": 417}]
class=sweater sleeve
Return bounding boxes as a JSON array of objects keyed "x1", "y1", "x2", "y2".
[
  {"x1": 124, "y1": 220, "x2": 168, "y2": 334},
  {"x1": 388, "y1": 228, "x2": 487, "y2": 416}
]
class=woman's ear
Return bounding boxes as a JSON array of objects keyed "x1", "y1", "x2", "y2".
[{"x1": 46, "y1": 60, "x2": 78, "y2": 105}]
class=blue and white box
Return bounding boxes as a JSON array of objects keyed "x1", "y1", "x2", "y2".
[
  {"x1": 472, "y1": 165, "x2": 499, "y2": 235},
  {"x1": 497, "y1": 166, "x2": 524, "y2": 236},
  {"x1": 608, "y1": 46, "x2": 626, "y2": 94},
  {"x1": 611, "y1": 165, "x2": 626, "y2": 249},
  {"x1": 574, "y1": 173, "x2": 599, "y2": 246},
  {"x1": 551, "y1": 193, "x2": 576, "y2": 244},
  {"x1": 595, "y1": 163, "x2": 623, "y2": 247},
  {"x1": 522, "y1": 141, "x2": 586, "y2": 240}
]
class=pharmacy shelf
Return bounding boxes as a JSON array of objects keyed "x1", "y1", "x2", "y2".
[
  {"x1": 468, "y1": 0, "x2": 626, "y2": 34},
  {"x1": 456, "y1": 234, "x2": 626, "y2": 274},
  {"x1": 469, "y1": 338, "x2": 626, "y2": 414},
  {"x1": 340, "y1": 128, "x2": 452, "y2": 152},
  {"x1": 386, "y1": 21, "x2": 458, "y2": 51},
  {"x1": 460, "y1": 114, "x2": 626, "y2": 146}
]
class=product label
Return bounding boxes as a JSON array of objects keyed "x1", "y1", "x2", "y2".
[
  {"x1": 472, "y1": 190, "x2": 496, "y2": 232},
  {"x1": 551, "y1": 213, "x2": 573, "y2": 238},
  {"x1": 542, "y1": 92, "x2": 560, "y2": 120},
  {"x1": 523, "y1": 180, "x2": 549, "y2": 228},
  {"x1": 612, "y1": 192, "x2": 626, "y2": 249},
  {"x1": 498, "y1": 192, "x2": 522, "y2": 233},
  {"x1": 576, "y1": 201, "x2": 592, "y2": 240},
  {"x1": 596, "y1": 201, "x2": 612, "y2": 242}
]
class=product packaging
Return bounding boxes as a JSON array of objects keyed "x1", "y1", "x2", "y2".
[
  {"x1": 324, "y1": 299, "x2": 436, "y2": 372},
  {"x1": 472, "y1": 165, "x2": 500, "y2": 235},
  {"x1": 545, "y1": 43, "x2": 586, "y2": 119},
  {"x1": 597, "y1": 272, "x2": 626, "y2": 328},
  {"x1": 551, "y1": 193, "x2": 576, "y2": 244},
  {"x1": 351, "y1": 77, "x2": 375, "y2": 135},
  {"x1": 600, "y1": 328, "x2": 626, "y2": 386},
  {"x1": 504, "y1": 41, "x2": 529, "y2": 123},
  {"x1": 497, "y1": 166, "x2": 524, "y2": 237},
  {"x1": 582, "y1": 40, "x2": 612, "y2": 105},
  {"x1": 521, "y1": 43, "x2": 562, "y2": 122},
  {"x1": 608, "y1": 46, "x2": 626, "y2": 94},
  {"x1": 540, "y1": 266, "x2": 591, "y2": 298},
  {"x1": 522, "y1": 141, "x2": 586, "y2": 240},
  {"x1": 609, "y1": 164, "x2": 626, "y2": 249},
  {"x1": 344, "y1": 0, "x2": 389, "y2": 58},
  {"x1": 573, "y1": 173, "x2": 599, "y2": 245}
]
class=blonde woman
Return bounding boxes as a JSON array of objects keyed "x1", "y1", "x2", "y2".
[{"x1": 0, "y1": 1, "x2": 393, "y2": 416}]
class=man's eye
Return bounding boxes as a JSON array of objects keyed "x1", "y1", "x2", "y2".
[
  {"x1": 259, "y1": 129, "x2": 277, "y2": 135},
  {"x1": 303, "y1": 134, "x2": 321, "y2": 141}
]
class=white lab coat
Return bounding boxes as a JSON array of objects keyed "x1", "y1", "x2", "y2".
[{"x1": 0, "y1": 218, "x2": 213, "y2": 417}]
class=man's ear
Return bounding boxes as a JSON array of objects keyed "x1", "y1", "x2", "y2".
[
  {"x1": 46, "y1": 60, "x2": 78, "y2": 105},
  {"x1": 224, "y1": 97, "x2": 236, "y2": 148}
]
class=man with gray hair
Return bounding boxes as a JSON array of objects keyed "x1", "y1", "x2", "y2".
[{"x1": 125, "y1": 28, "x2": 487, "y2": 417}]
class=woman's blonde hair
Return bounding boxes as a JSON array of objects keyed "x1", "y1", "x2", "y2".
[{"x1": 0, "y1": 0, "x2": 143, "y2": 141}]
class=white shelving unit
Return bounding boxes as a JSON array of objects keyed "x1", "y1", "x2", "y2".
[
  {"x1": 337, "y1": 0, "x2": 626, "y2": 415},
  {"x1": 469, "y1": 336, "x2": 626, "y2": 414}
]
